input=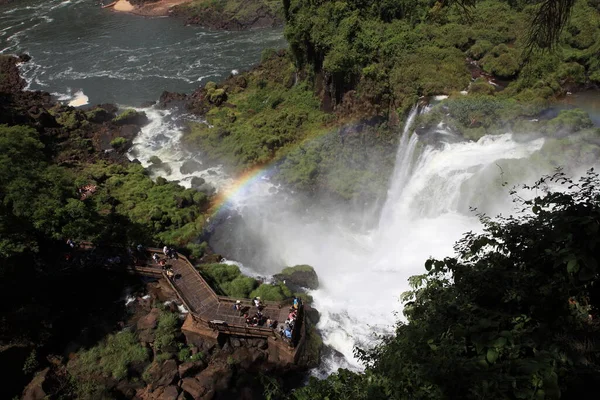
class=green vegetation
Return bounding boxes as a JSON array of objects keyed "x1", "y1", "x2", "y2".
[
  {"x1": 198, "y1": 262, "x2": 298, "y2": 301},
  {"x1": 69, "y1": 331, "x2": 149, "y2": 381},
  {"x1": 110, "y1": 136, "x2": 128, "y2": 149},
  {"x1": 81, "y1": 161, "x2": 208, "y2": 245},
  {"x1": 112, "y1": 109, "x2": 148, "y2": 126},
  {"x1": 174, "y1": 0, "x2": 283, "y2": 29},
  {"x1": 182, "y1": 0, "x2": 600, "y2": 200},
  {"x1": 0, "y1": 124, "x2": 77, "y2": 258},
  {"x1": 250, "y1": 282, "x2": 293, "y2": 302},
  {"x1": 154, "y1": 312, "x2": 180, "y2": 356},
  {"x1": 295, "y1": 170, "x2": 600, "y2": 399}
]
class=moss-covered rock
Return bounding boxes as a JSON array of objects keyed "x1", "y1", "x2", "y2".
[
  {"x1": 274, "y1": 264, "x2": 319, "y2": 291},
  {"x1": 113, "y1": 109, "x2": 149, "y2": 126}
]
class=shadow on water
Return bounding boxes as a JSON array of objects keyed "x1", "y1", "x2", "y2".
[{"x1": 0, "y1": 242, "x2": 146, "y2": 399}]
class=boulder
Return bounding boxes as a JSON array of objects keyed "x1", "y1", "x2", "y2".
[
  {"x1": 22, "y1": 367, "x2": 49, "y2": 400},
  {"x1": 190, "y1": 176, "x2": 206, "y2": 188},
  {"x1": 113, "y1": 109, "x2": 149, "y2": 126},
  {"x1": 147, "y1": 359, "x2": 179, "y2": 390},
  {"x1": 158, "y1": 385, "x2": 180, "y2": 400},
  {"x1": 178, "y1": 360, "x2": 207, "y2": 378},
  {"x1": 179, "y1": 160, "x2": 203, "y2": 175},
  {"x1": 137, "y1": 308, "x2": 161, "y2": 330},
  {"x1": 274, "y1": 265, "x2": 319, "y2": 291},
  {"x1": 158, "y1": 91, "x2": 188, "y2": 109},
  {"x1": 181, "y1": 377, "x2": 207, "y2": 399}
]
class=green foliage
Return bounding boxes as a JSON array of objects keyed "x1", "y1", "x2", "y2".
[
  {"x1": 250, "y1": 283, "x2": 292, "y2": 302},
  {"x1": 200, "y1": 263, "x2": 241, "y2": 285},
  {"x1": 301, "y1": 170, "x2": 600, "y2": 399},
  {"x1": 82, "y1": 161, "x2": 207, "y2": 245},
  {"x1": 22, "y1": 349, "x2": 38, "y2": 375},
  {"x1": 199, "y1": 263, "x2": 259, "y2": 297},
  {"x1": 0, "y1": 124, "x2": 83, "y2": 258},
  {"x1": 112, "y1": 109, "x2": 147, "y2": 125},
  {"x1": 69, "y1": 331, "x2": 149, "y2": 381},
  {"x1": 154, "y1": 312, "x2": 179, "y2": 355},
  {"x1": 110, "y1": 136, "x2": 128, "y2": 149},
  {"x1": 190, "y1": 351, "x2": 205, "y2": 362},
  {"x1": 185, "y1": 241, "x2": 208, "y2": 259},
  {"x1": 221, "y1": 276, "x2": 258, "y2": 298},
  {"x1": 544, "y1": 108, "x2": 593, "y2": 134}
]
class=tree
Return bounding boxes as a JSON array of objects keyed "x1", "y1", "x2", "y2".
[{"x1": 296, "y1": 170, "x2": 600, "y2": 399}]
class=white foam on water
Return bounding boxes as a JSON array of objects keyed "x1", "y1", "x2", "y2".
[{"x1": 68, "y1": 90, "x2": 89, "y2": 107}]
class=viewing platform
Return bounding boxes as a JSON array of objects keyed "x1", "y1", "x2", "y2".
[{"x1": 130, "y1": 247, "x2": 306, "y2": 364}]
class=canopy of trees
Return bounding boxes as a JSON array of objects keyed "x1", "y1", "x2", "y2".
[
  {"x1": 294, "y1": 170, "x2": 600, "y2": 399},
  {"x1": 283, "y1": 0, "x2": 600, "y2": 112}
]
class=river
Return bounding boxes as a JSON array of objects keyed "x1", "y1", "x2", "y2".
[
  {"x1": 2, "y1": 0, "x2": 600, "y2": 377},
  {"x1": 0, "y1": 0, "x2": 285, "y2": 106}
]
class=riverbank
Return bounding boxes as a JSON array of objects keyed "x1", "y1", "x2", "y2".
[{"x1": 109, "y1": 0, "x2": 283, "y2": 30}]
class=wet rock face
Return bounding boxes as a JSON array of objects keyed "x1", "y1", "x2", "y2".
[{"x1": 274, "y1": 265, "x2": 319, "y2": 291}]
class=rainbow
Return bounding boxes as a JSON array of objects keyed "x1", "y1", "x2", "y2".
[{"x1": 207, "y1": 163, "x2": 276, "y2": 221}]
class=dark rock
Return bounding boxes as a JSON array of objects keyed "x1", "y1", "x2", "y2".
[
  {"x1": 0, "y1": 55, "x2": 25, "y2": 93},
  {"x1": 258, "y1": 339, "x2": 268, "y2": 350},
  {"x1": 113, "y1": 109, "x2": 149, "y2": 126},
  {"x1": 147, "y1": 359, "x2": 179, "y2": 390},
  {"x1": 230, "y1": 338, "x2": 241, "y2": 348},
  {"x1": 195, "y1": 183, "x2": 215, "y2": 195},
  {"x1": 137, "y1": 307, "x2": 161, "y2": 330},
  {"x1": 141, "y1": 100, "x2": 157, "y2": 108},
  {"x1": 190, "y1": 176, "x2": 206, "y2": 188},
  {"x1": 274, "y1": 265, "x2": 319, "y2": 291},
  {"x1": 305, "y1": 306, "x2": 321, "y2": 325},
  {"x1": 27, "y1": 106, "x2": 59, "y2": 128},
  {"x1": 85, "y1": 107, "x2": 114, "y2": 124},
  {"x1": 179, "y1": 160, "x2": 203, "y2": 175},
  {"x1": 178, "y1": 360, "x2": 207, "y2": 378},
  {"x1": 18, "y1": 53, "x2": 31, "y2": 63},
  {"x1": 158, "y1": 91, "x2": 188, "y2": 109},
  {"x1": 199, "y1": 254, "x2": 223, "y2": 264}
]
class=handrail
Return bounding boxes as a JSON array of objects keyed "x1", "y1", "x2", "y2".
[{"x1": 77, "y1": 242, "x2": 303, "y2": 349}]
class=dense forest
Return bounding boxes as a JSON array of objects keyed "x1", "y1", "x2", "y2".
[{"x1": 1, "y1": 0, "x2": 600, "y2": 398}]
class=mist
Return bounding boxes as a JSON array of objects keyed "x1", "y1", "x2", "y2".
[{"x1": 129, "y1": 104, "x2": 600, "y2": 373}]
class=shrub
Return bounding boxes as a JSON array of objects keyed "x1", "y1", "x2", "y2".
[
  {"x1": 69, "y1": 331, "x2": 149, "y2": 380},
  {"x1": 221, "y1": 276, "x2": 258, "y2": 298},
  {"x1": 110, "y1": 137, "x2": 127, "y2": 149},
  {"x1": 250, "y1": 283, "x2": 293, "y2": 302},
  {"x1": 154, "y1": 312, "x2": 179, "y2": 355}
]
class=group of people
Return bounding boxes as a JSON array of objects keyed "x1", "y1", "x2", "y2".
[
  {"x1": 153, "y1": 252, "x2": 175, "y2": 281},
  {"x1": 163, "y1": 246, "x2": 178, "y2": 260},
  {"x1": 278, "y1": 297, "x2": 302, "y2": 342}
]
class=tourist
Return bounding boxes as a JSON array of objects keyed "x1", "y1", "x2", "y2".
[
  {"x1": 284, "y1": 328, "x2": 292, "y2": 339},
  {"x1": 137, "y1": 244, "x2": 144, "y2": 253},
  {"x1": 66, "y1": 238, "x2": 76, "y2": 248},
  {"x1": 293, "y1": 296, "x2": 299, "y2": 309},
  {"x1": 159, "y1": 259, "x2": 167, "y2": 269},
  {"x1": 253, "y1": 296, "x2": 261, "y2": 309},
  {"x1": 233, "y1": 300, "x2": 242, "y2": 312},
  {"x1": 163, "y1": 245, "x2": 168, "y2": 256},
  {"x1": 152, "y1": 253, "x2": 160, "y2": 264},
  {"x1": 166, "y1": 267, "x2": 175, "y2": 281},
  {"x1": 169, "y1": 247, "x2": 178, "y2": 259}
]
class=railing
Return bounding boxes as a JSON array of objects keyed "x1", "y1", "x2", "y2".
[{"x1": 79, "y1": 241, "x2": 303, "y2": 353}]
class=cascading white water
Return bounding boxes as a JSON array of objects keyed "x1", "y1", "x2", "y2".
[{"x1": 124, "y1": 105, "x2": 594, "y2": 375}]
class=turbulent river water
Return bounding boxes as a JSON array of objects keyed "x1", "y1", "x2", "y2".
[{"x1": 3, "y1": 0, "x2": 600, "y2": 376}]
